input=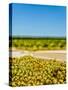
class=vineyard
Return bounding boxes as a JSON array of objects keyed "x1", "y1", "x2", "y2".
[
  {"x1": 9, "y1": 56, "x2": 66, "y2": 87},
  {"x1": 9, "y1": 37, "x2": 66, "y2": 51}
]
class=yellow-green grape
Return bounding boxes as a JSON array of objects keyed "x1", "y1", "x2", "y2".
[
  {"x1": 45, "y1": 79, "x2": 50, "y2": 84},
  {"x1": 59, "y1": 79, "x2": 64, "y2": 84},
  {"x1": 52, "y1": 78, "x2": 58, "y2": 84},
  {"x1": 12, "y1": 82, "x2": 16, "y2": 87}
]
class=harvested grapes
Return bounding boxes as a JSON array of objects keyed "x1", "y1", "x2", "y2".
[{"x1": 9, "y1": 56, "x2": 66, "y2": 87}]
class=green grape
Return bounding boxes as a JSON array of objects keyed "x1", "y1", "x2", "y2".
[
  {"x1": 59, "y1": 79, "x2": 64, "y2": 84},
  {"x1": 12, "y1": 82, "x2": 16, "y2": 87},
  {"x1": 52, "y1": 78, "x2": 58, "y2": 84}
]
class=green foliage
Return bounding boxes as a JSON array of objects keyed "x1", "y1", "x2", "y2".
[{"x1": 10, "y1": 37, "x2": 66, "y2": 51}]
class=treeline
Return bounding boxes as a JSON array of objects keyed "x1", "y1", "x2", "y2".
[{"x1": 9, "y1": 36, "x2": 66, "y2": 40}]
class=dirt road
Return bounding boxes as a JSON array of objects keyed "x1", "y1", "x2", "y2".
[
  {"x1": 32, "y1": 50, "x2": 66, "y2": 61},
  {"x1": 9, "y1": 50, "x2": 66, "y2": 61}
]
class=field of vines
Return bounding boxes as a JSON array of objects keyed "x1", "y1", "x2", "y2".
[
  {"x1": 9, "y1": 37, "x2": 66, "y2": 51},
  {"x1": 9, "y1": 56, "x2": 66, "y2": 87}
]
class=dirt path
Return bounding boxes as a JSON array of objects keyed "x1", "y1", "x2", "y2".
[
  {"x1": 32, "y1": 51, "x2": 66, "y2": 61},
  {"x1": 9, "y1": 50, "x2": 66, "y2": 61}
]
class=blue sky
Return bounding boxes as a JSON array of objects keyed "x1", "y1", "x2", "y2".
[{"x1": 11, "y1": 3, "x2": 66, "y2": 37}]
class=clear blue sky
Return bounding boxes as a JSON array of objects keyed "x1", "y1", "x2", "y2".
[{"x1": 11, "y1": 3, "x2": 66, "y2": 37}]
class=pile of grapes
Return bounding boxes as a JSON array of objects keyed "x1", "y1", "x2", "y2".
[{"x1": 9, "y1": 56, "x2": 66, "y2": 87}]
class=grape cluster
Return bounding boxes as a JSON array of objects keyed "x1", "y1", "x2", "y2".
[{"x1": 9, "y1": 56, "x2": 66, "y2": 87}]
